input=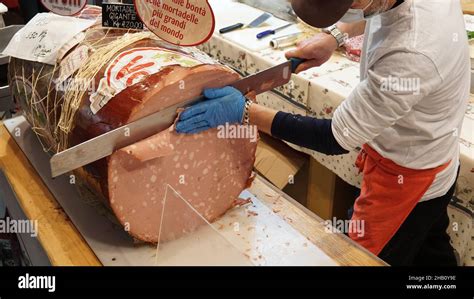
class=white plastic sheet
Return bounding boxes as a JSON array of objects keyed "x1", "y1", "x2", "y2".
[{"x1": 155, "y1": 184, "x2": 253, "y2": 266}]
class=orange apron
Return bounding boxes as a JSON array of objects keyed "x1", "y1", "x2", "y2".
[{"x1": 350, "y1": 145, "x2": 450, "y2": 255}]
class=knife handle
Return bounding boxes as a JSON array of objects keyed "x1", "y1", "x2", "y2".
[
  {"x1": 219, "y1": 23, "x2": 245, "y2": 34},
  {"x1": 289, "y1": 58, "x2": 307, "y2": 73},
  {"x1": 257, "y1": 30, "x2": 275, "y2": 39}
]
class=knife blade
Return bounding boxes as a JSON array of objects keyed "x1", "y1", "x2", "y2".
[
  {"x1": 50, "y1": 58, "x2": 305, "y2": 178},
  {"x1": 219, "y1": 12, "x2": 272, "y2": 34}
]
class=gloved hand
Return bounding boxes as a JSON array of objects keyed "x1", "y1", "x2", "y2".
[{"x1": 176, "y1": 86, "x2": 246, "y2": 134}]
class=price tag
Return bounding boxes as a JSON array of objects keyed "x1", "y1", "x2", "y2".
[
  {"x1": 2, "y1": 13, "x2": 95, "y2": 65},
  {"x1": 102, "y1": 2, "x2": 144, "y2": 30},
  {"x1": 134, "y1": 0, "x2": 215, "y2": 47},
  {"x1": 40, "y1": 0, "x2": 87, "y2": 16}
]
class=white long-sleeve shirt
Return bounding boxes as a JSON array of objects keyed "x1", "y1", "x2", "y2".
[{"x1": 332, "y1": 0, "x2": 471, "y2": 201}]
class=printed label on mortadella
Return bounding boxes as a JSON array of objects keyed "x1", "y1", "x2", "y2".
[
  {"x1": 134, "y1": 0, "x2": 215, "y2": 47},
  {"x1": 56, "y1": 45, "x2": 90, "y2": 86},
  {"x1": 90, "y1": 47, "x2": 202, "y2": 114}
]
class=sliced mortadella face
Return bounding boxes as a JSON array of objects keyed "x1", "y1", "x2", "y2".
[
  {"x1": 108, "y1": 127, "x2": 258, "y2": 243},
  {"x1": 121, "y1": 127, "x2": 176, "y2": 164}
]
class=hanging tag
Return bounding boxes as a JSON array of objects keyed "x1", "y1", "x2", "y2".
[{"x1": 134, "y1": 0, "x2": 215, "y2": 47}]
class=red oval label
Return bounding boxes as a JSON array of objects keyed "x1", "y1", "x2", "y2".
[
  {"x1": 40, "y1": 0, "x2": 88, "y2": 16},
  {"x1": 134, "y1": 0, "x2": 215, "y2": 47}
]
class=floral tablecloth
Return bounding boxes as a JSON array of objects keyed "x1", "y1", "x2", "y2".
[{"x1": 201, "y1": 0, "x2": 473, "y2": 266}]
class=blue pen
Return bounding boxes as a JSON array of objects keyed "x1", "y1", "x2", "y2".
[{"x1": 257, "y1": 23, "x2": 293, "y2": 39}]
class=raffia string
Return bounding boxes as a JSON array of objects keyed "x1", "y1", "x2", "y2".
[{"x1": 12, "y1": 57, "x2": 59, "y2": 153}]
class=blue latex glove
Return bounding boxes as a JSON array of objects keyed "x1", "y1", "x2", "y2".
[{"x1": 176, "y1": 86, "x2": 246, "y2": 134}]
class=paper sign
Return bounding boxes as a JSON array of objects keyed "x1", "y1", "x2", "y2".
[
  {"x1": 102, "y1": 2, "x2": 144, "y2": 30},
  {"x1": 40, "y1": 0, "x2": 88, "y2": 16},
  {"x1": 134, "y1": 0, "x2": 215, "y2": 47},
  {"x1": 1, "y1": 13, "x2": 95, "y2": 65}
]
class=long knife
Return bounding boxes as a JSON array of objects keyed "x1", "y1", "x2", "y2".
[{"x1": 50, "y1": 58, "x2": 305, "y2": 178}]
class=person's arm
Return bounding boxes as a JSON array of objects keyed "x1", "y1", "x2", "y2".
[
  {"x1": 176, "y1": 88, "x2": 348, "y2": 156},
  {"x1": 337, "y1": 20, "x2": 366, "y2": 39},
  {"x1": 246, "y1": 103, "x2": 276, "y2": 135},
  {"x1": 249, "y1": 104, "x2": 348, "y2": 155},
  {"x1": 285, "y1": 20, "x2": 366, "y2": 73}
]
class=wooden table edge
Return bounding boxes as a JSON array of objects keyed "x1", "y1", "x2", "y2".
[{"x1": 0, "y1": 123, "x2": 102, "y2": 266}]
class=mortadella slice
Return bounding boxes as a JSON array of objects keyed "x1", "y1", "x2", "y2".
[{"x1": 108, "y1": 127, "x2": 258, "y2": 243}]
